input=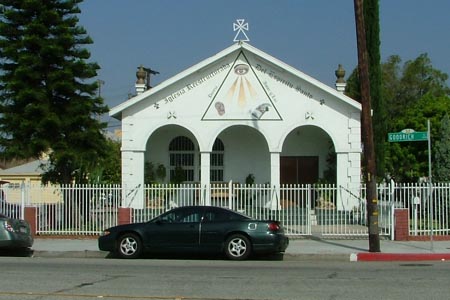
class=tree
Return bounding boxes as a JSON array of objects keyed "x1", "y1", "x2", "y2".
[
  {"x1": 385, "y1": 94, "x2": 450, "y2": 181},
  {"x1": 0, "y1": 0, "x2": 108, "y2": 184},
  {"x1": 382, "y1": 55, "x2": 450, "y2": 181},
  {"x1": 384, "y1": 54, "x2": 450, "y2": 120},
  {"x1": 434, "y1": 114, "x2": 450, "y2": 182},
  {"x1": 71, "y1": 138, "x2": 121, "y2": 184},
  {"x1": 144, "y1": 161, "x2": 167, "y2": 184},
  {"x1": 347, "y1": 53, "x2": 450, "y2": 182},
  {"x1": 98, "y1": 139, "x2": 122, "y2": 184}
]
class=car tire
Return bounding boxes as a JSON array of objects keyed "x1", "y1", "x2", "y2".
[
  {"x1": 116, "y1": 233, "x2": 142, "y2": 259},
  {"x1": 225, "y1": 234, "x2": 252, "y2": 260}
]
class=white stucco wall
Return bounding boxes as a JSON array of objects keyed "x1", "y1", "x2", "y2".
[
  {"x1": 113, "y1": 43, "x2": 362, "y2": 209},
  {"x1": 218, "y1": 126, "x2": 270, "y2": 184}
]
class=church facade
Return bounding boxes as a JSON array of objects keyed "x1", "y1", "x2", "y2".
[{"x1": 110, "y1": 42, "x2": 362, "y2": 209}]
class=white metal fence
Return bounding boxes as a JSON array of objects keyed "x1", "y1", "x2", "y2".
[
  {"x1": 36, "y1": 185, "x2": 122, "y2": 235},
  {"x1": 1, "y1": 182, "x2": 449, "y2": 237},
  {"x1": 383, "y1": 182, "x2": 450, "y2": 236}
]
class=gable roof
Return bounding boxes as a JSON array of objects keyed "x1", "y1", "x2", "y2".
[
  {"x1": 0, "y1": 159, "x2": 47, "y2": 176},
  {"x1": 110, "y1": 42, "x2": 360, "y2": 120}
]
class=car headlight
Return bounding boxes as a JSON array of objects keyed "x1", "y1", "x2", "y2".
[{"x1": 101, "y1": 230, "x2": 111, "y2": 236}]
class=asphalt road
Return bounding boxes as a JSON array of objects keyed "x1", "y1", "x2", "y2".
[{"x1": 1, "y1": 257, "x2": 449, "y2": 300}]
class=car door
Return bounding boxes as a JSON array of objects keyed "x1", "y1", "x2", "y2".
[
  {"x1": 199, "y1": 207, "x2": 236, "y2": 251},
  {"x1": 144, "y1": 207, "x2": 204, "y2": 251}
]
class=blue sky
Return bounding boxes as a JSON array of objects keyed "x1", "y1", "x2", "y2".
[{"x1": 78, "y1": 1, "x2": 450, "y2": 130}]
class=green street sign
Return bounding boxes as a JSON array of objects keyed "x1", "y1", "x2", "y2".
[{"x1": 388, "y1": 130, "x2": 428, "y2": 142}]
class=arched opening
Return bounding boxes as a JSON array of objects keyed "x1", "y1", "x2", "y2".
[
  {"x1": 281, "y1": 126, "x2": 335, "y2": 185},
  {"x1": 215, "y1": 125, "x2": 269, "y2": 184},
  {"x1": 169, "y1": 136, "x2": 196, "y2": 183},
  {"x1": 145, "y1": 125, "x2": 199, "y2": 184}
]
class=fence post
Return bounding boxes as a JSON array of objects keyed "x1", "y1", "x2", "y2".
[
  {"x1": 24, "y1": 207, "x2": 37, "y2": 237},
  {"x1": 390, "y1": 202, "x2": 395, "y2": 240},
  {"x1": 20, "y1": 181, "x2": 26, "y2": 220},
  {"x1": 118, "y1": 207, "x2": 132, "y2": 225},
  {"x1": 394, "y1": 209, "x2": 409, "y2": 241},
  {"x1": 228, "y1": 181, "x2": 233, "y2": 210}
]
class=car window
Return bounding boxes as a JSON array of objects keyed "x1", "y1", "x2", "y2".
[
  {"x1": 159, "y1": 211, "x2": 176, "y2": 223},
  {"x1": 160, "y1": 208, "x2": 202, "y2": 224},
  {"x1": 204, "y1": 208, "x2": 248, "y2": 222}
]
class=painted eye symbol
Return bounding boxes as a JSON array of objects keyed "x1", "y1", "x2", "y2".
[{"x1": 234, "y1": 64, "x2": 249, "y2": 75}]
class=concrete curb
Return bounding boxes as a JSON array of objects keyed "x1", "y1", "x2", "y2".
[
  {"x1": 32, "y1": 250, "x2": 107, "y2": 259},
  {"x1": 350, "y1": 252, "x2": 450, "y2": 262},
  {"x1": 282, "y1": 253, "x2": 350, "y2": 262},
  {"x1": 29, "y1": 250, "x2": 350, "y2": 261},
  {"x1": 26, "y1": 251, "x2": 450, "y2": 262}
]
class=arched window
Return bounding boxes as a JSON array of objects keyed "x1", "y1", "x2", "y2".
[
  {"x1": 210, "y1": 138, "x2": 224, "y2": 182},
  {"x1": 169, "y1": 136, "x2": 195, "y2": 182}
]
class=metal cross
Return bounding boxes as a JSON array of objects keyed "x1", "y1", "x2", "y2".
[{"x1": 233, "y1": 19, "x2": 250, "y2": 42}]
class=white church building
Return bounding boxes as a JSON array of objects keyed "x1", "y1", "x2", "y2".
[{"x1": 110, "y1": 41, "x2": 362, "y2": 210}]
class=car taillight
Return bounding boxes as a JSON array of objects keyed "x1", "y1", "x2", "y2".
[
  {"x1": 4, "y1": 221, "x2": 14, "y2": 232},
  {"x1": 268, "y1": 222, "x2": 280, "y2": 231}
]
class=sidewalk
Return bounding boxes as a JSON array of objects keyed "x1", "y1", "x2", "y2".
[{"x1": 30, "y1": 237, "x2": 450, "y2": 261}]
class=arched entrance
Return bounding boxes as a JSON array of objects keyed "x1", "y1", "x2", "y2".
[
  {"x1": 145, "y1": 125, "x2": 200, "y2": 183},
  {"x1": 281, "y1": 126, "x2": 335, "y2": 185},
  {"x1": 215, "y1": 125, "x2": 270, "y2": 184}
]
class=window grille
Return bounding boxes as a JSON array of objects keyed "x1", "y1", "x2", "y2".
[
  {"x1": 210, "y1": 138, "x2": 224, "y2": 182},
  {"x1": 167, "y1": 136, "x2": 224, "y2": 183},
  {"x1": 169, "y1": 136, "x2": 195, "y2": 182}
]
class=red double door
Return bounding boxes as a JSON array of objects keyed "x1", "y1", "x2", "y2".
[{"x1": 280, "y1": 156, "x2": 318, "y2": 184}]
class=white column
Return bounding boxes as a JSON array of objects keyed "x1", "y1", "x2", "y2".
[
  {"x1": 336, "y1": 152, "x2": 346, "y2": 210},
  {"x1": 200, "y1": 151, "x2": 211, "y2": 205},
  {"x1": 269, "y1": 152, "x2": 281, "y2": 210},
  {"x1": 121, "y1": 150, "x2": 145, "y2": 208},
  {"x1": 336, "y1": 151, "x2": 361, "y2": 210},
  {"x1": 270, "y1": 152, "x2": 280, "y2": 186}
]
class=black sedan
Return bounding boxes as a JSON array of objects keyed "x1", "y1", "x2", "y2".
[
  {"x1": 0, "y1": 213, "x2": 33, "y2": 250},
  {"x1": 98, "y1": 206, "x2": 289, "y2": 260}
]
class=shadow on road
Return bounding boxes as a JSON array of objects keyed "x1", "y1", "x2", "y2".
[
  {"x1": 0, "y1": 248, "x2": 33, "y2": 257},
  {"x1": 105, "y1": 251, "x2": 285, "y2": 261}
]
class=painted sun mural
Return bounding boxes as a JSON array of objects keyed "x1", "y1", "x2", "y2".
[{"x1": 202, "y1": 52, "x2": 281, "y2": 120}]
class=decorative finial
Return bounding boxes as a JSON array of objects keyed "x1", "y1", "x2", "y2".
[
  {"x1": 335, "y1": 64, "x2": 347, "y2": 93},
  {"x1": 233, "y1": 19, "x2": 250, "y2": 42},
  {"x1": 335, "y1": 64, "x2": 346, "y2": 83},
  {"x1": 136, "y1": 65, "x2": 146, "y2": 84}
]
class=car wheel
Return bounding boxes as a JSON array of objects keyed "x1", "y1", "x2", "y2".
[
  {"x1": 225, "y1": 234, "x2": 252, "y2": 260},
  {"x1": 117, "y1": 233, "x2": 142, "y2": 259}
]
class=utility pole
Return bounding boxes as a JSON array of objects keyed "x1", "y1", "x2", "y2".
[
  {"x1": 354, "y1": 0, "x2": 380, "y2": 252},
  {"x1": 97, "y1": 79, "x2": 105, "y2": 97}
]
